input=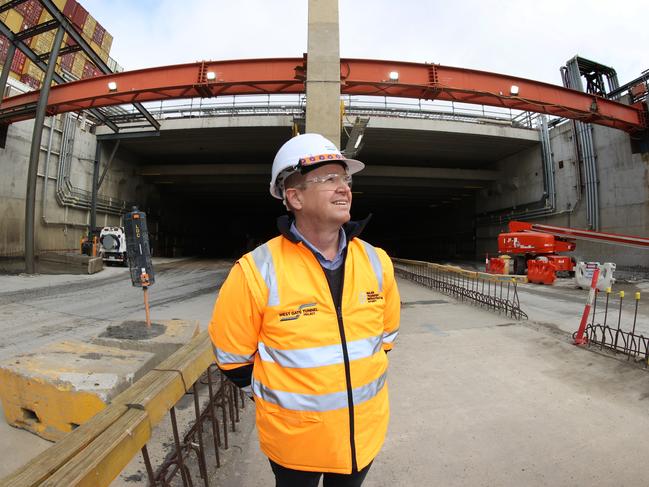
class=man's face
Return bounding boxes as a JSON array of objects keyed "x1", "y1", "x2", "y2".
[{"x1": 287, "y1": 163, "x2": 352, "y2": 228}]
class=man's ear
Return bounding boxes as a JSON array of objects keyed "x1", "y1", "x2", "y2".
[{"x1": 285, "y1": 188, "x2": 303, "y2": 211}]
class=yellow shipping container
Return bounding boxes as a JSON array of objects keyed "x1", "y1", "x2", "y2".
[
  {"x1": 38, "y1": 6, "x2": 52, "y2": 24},
  {"x1": 99, "y1": 48, "x2": 109, "y2": 63},
  {"x1": 33, "y1": 32, "x2": 54, "y2": 55},
  {"x1": 26, "y1": 62, "x2": 43, "y2": 82},
  {"x1": 53, "y1": 0, "x2": 67, "y2": 11},
  {"x1": 4, "y1": 9, "x2": 24, "y2": 33},
  {"x1": 83, "y1": 16, "x2": 96, "y2": 38},
  {"x1": 101, "y1": 32, "x2": 113, "y2": 52},
  {"x1": 71, "y1": 53, "x2": 85, "y2": 78}
]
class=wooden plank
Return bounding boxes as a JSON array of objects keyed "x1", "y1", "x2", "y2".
[
  {"x1": 0, "y1": 331, "x2": 213, "y2": 486},
  {"x1": 115, "y1": 332, "x2": 215, "y2": 425},
  {"x1": 40, "y1": 408, "x2": 151, "y2": 487},
  {"x1": 0, "y1": 404, "x2": 129, "y2": 487}
]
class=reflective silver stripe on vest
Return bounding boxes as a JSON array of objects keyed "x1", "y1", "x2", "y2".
[
  {"x1": 213, "y1": 345, "x2": 255, "y2": 365},
  {"x1": 382, "y1": 329, "x2": 399, "y2": 344},
  {"x1": 251, "y1": 243, "x2": 280, "y2": 306},
  {"x1": 258, "y1": 334, "x2": 382, "y2": 369},
  {"x1": 360, "y1": 240, "x2": 383, "y2": 292},
  {"x1": 252, "y1": 371, "x2": 387, "y2": 412}
]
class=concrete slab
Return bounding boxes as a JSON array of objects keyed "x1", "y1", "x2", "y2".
[
  {"x1": 38, "y1": 252, "x2": 103, "y2": 275},
  {"x1": 91, "y1": 319, "x2": 200, "y2": 367},
  {"x1": 0, "y1": 340, "x2": 155, "y2": 441}
]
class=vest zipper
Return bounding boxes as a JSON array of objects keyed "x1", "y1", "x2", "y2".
[
  {"x1": 335, "y1": 303, "x2": 358, "y2": 473},
  {"x1": 301, "y1": 242, "x2": 358, "y2": 472},
  {"x1": 328, "y1": 247, "x2": 357, "y2": 473}
]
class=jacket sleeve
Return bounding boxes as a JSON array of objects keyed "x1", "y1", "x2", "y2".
[
  {"x1": 378, "y1": 249, "x2": 400, "y2": 352},
  {"x1": 208, "y1": 260, "x2": 263, "y2": 392}
]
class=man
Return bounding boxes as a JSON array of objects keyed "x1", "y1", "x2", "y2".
[{"x1": 209, "y1": 133, "x2": 400, "y2": 486}]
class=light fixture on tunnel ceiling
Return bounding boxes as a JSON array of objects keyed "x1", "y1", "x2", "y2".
[
  {"x1": 510, "y1": 85, "x2": 519, "y2": 96},
  {"x1": 354, "y1": 134, "x2": 364, "y2": 149},
  {"x1": 206, "y1": 71, "x2": 217, "y2": 81},
  {"x1": 388, "y1": 71, "x2": 399, "y2": 81},
  {"x1": 107, "y1": 81, "x2": 118, "y2": 91}
]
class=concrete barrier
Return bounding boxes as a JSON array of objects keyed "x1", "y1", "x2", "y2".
[
  {"x1": 91, "y1": 319, "x2": 200, "y2": 367},
  {"x1": 38, "y1": 252, "x2": 103, "y2": 274},
  {"x1": 0, "y1": 331, "x2": 215, "y2": 487},
  {"x1": 0, "y1": 341, "x2": 155, "y2": 441}
]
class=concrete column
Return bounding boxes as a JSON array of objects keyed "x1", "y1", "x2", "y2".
[{"x1": 306, "y1": 0, "x2": 341, "y2": 147}]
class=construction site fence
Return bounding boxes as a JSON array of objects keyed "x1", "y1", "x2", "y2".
[
  {"x1": 393, "y1": 258, "x2": 528, "y2": 320},
  {"x1": 1, "y1": 331, "x2": 246, "y2": 487},
  {"x1": 575, "y1": 290, "x2": 649, "y2": 367}
]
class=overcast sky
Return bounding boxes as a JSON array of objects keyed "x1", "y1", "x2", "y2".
[{"x1": 81, "y1": 0, "x2": 646, "y2": 87}]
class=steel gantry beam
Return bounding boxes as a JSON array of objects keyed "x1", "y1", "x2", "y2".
[{"x1": 0, "y1": 58, "x2": 645, "y2": 132}]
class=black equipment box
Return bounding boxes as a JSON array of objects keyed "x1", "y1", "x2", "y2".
[{"x1": 124, "y1": 207, "x2": 155, "y2": 287}]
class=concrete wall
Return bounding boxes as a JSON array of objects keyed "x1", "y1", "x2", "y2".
[
  {"x1": 476, "y1": 120, "x2": 649, "y2": 277},
  {"x1": 0, "y1": 114, "x2": 152, "y2": 261}
]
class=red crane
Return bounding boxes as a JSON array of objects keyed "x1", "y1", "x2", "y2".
[{"x1": 495, "y1": 221, "x2": 649, "y2": 275}]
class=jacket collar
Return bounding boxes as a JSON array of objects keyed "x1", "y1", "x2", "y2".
[{"x1": 277, "y1": 213, "x2": 372, "y2": 244}]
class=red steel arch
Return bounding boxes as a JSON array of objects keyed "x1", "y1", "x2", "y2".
[{"x1": 0, "y1": 57, "x2": 645, "y2": 132}]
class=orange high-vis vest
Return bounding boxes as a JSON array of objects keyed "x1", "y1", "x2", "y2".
[{"x1": 209, "y1": 234, "x2": 400, "y2": 474}]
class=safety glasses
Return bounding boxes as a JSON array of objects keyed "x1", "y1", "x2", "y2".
[{"x1": 297, "y1": 173, "x2": 352, "y2": 190}]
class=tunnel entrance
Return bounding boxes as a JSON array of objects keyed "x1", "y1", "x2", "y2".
[{"x1": 114, "y1": 120, "x2": 538, "y2": 261}]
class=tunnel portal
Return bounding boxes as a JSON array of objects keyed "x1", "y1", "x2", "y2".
[{"x1": 111, "y1": 115, "x2": 539, "y2": 261}]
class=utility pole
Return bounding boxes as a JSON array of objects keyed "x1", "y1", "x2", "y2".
[{"x1": 306, "y1": 0, "x2": 341, "y2": 148}]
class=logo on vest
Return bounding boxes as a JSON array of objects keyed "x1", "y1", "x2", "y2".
[
  {"x1": 279, "y1": 302, "x2": 318, "y2": 321},
  {"x1": 359, "y1": 291, "x2": 383, "y2": 304}
]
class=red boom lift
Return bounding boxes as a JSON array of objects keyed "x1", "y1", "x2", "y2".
[{"x1": 495, "y1": 221, "x2": 649, "y2": 275}]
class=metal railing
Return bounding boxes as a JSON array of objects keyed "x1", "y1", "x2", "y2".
[
  {"x1": 1, "y1": 332, "x2": 247, "y2": 487},
  {"x1": 107, "y1": 94, "x2": 544, "y2": 130},
  {"x1": 393, "y1": 258, "x2": 528, "y2": 320},
  {"x1": 574, "y1": 290, "x2": 649, "y2": 366}
]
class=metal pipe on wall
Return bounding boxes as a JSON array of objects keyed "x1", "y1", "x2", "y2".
[{"x1": 90, "y1": 140, "x2": 101, "y2": 230}]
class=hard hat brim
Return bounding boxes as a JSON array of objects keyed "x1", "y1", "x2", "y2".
[{"x1": 343, "y1": 158, "x2": 365, "y2": 175}]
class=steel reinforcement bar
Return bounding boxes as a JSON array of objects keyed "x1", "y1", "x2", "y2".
[
  {"x1": 0, "y1": 331, "x2": 246, "y2": 487},
  {"x1": 575, "y1": 289, "x2": 649, "y2": 367},
  {"x1": 393, "y1": 258, "x2": 528, "y2": 320}
]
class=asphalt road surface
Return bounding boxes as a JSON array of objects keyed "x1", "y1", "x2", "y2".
[{"x1": 0, "y1": 258, "x2": 232, "y2": 362}]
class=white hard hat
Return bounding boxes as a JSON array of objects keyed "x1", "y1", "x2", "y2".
[{"x1": 270, "y1": 133, "x2": 364, "y2": 200}]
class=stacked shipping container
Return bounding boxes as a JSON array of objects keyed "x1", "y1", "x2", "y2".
[{"x1": 0, "y1": 0, "x2": 115, "y2": 90}]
